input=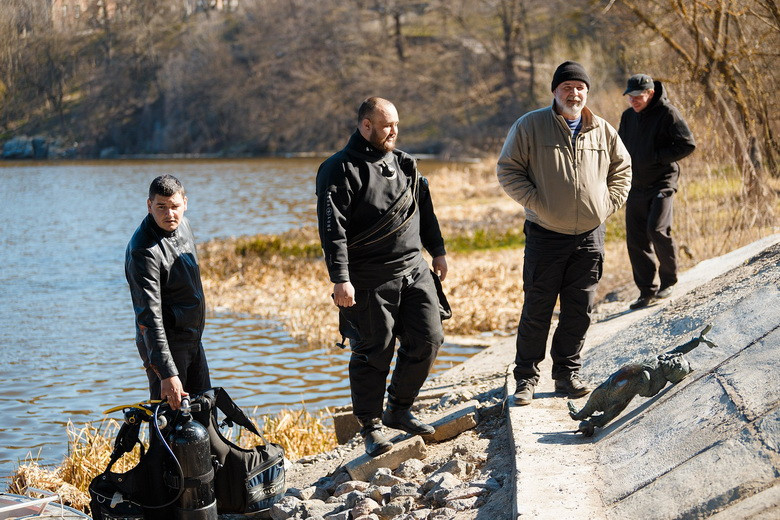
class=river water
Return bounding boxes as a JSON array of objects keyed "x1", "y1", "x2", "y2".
[{"x1": 0, "y1": 158, "x2": 482, "y2": 481}]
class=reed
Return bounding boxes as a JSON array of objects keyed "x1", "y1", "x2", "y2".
[
  {"x1": 199, "y1": 156, "x2": 778, "y2": 349},
  {"x1": 6, "y1": 408, "x2": 336, "y2": 513}
]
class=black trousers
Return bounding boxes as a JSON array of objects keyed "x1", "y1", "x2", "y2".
[
  {"x1": 514, "y1": 221, "x2": 604, "y2": 384},
  {"x1": 339, "y1": 261, "x2": 443, "y2": 422},
  {"x1": 146, "y1": 342, "x2": 212, "y2": 400},
  {"x1": 626, "y1": 189, "x2": 677, "y2": 297}
]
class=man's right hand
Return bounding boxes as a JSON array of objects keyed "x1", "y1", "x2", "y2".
[
  {"x1": 333, "y1": 281, "x2": 356, "y2": 307},
  {"x1": 161, "y1": 375, "x2": 188, "y2": 410}
]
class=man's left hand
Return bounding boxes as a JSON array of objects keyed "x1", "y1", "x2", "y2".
[
  {"x1": 432, "y1": 255, "x2": 448, "y2": 281},
  {"x1": 161, "y1": 375, "x2": 188, "y2": 410}
]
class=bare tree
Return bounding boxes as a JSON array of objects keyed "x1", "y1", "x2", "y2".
[{"x1": 610, "y1": 0, "x2": 778, "y2": 221}]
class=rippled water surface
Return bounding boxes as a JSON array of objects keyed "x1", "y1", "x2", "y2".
[{"x1": 0, "y1": 158, "x2": 481, "y2": 480}]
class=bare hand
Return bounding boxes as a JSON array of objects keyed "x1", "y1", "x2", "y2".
[
  {"x1": 333, "y1": 281, "x2": 356, "y2": 307},
  {"x1": 432, "y1": 255, "x2": 448, "y2": 281},
  {"x1": 161, "y1": 376, "x2": 188, "y2": 410}
]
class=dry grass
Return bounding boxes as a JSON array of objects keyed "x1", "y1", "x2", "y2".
[
  {"x1": 200, "y1": 157, "x2": 779, "y2": 349},
  {"x1": 7, "y1": 409, "x2": 336, "y2": 513}
]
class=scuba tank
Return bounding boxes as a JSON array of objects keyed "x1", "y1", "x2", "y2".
[{"x1": 167, "y1": 398, "x2": 218, "y2": 520}]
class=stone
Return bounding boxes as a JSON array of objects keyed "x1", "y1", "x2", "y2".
[
  {"x1": 422, "y1": 472, "x2": 462, "y2": 494},
  {"x1": 420, "y1": 401, "x2": 478, "y2": 443},
  {"x1": 332, "y1": 406, "x2": 362, "y2": 444},
  {"x1": 345, "y1": 436, "x2": 427, "y2": 481},
  {"x1": 471, "y1": 476, "x2": 502, "y2": 491},
  {"x1": 394, "y1": 458, "x2": 426, "y2": 479},
  {"x1": 352, "y1": 515, "x2": 380, "y2": 520},
  {"x1": 302, "y1": 498, "x2": 343, "y2": 518},
  {"x1": 427, "y1": 507, "x2": 457, "y2": 519},
  {"x1": 445, "y1": 486, "x2": 485, "y2": 500},
  {"x1": 370, "y1": 467, "x2": 407, "y2": 487},
  {"x1": 3, "y1": 136, "x2": 34, "y2": 159},
  {"x1": 378, "y1": 496, "x2": 415, "y2": 517},
  {"x1": 446, "y1": 496, "x2": 479, "y2": 511},
  {"x1": 366, "y1": 485, "x2": 390, "y2": 504},
  {"x1": 270, "y1": 495, "x2": 304, "y2": 520},
  {"x1": 390, "y1": 482, "x2": 420, "y2": 498},
  {"x1": 344, "y1": 490, "x2": 367, "y2": 509},
  {"x1": 433, "y1": 459, "x2": 472, "y2": 477},
  {"x1": 286, "y1": 486, "x2": 317, "y2": 500},
  {"x1": 351, "y1": 497, "x2": 381, "y2": 517},
  {"x1": 325, "y1": 511, "x2": 350, "y2": 520},
  {"x1": 333, "y1": 480, "x2": 369, "y2": 497}
]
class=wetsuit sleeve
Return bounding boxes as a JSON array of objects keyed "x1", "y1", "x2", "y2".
[
  {"x1": 607, "y1": 127, "x2": 633, "y2": 213},
  {"x1": 656, "y1": 108, "x2": 696, "y2": 164},
  {"x1": 126, "y1": 248, "x2": 179, "y2": 380},
  {"x1": 316, "y1": 159, "x2": 353, "y2": 283},
  {"x1": 496, "y1": 120, "x2": 540, "y2": 212},
  {"x1": 418, "y1": 176, "x2": 446, "y2": 257}
]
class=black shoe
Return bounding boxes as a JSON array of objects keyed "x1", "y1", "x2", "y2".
[
  {"x1": 656, "y1": 285, "x2": 674, "y2": 299},
  {"x1": 359, "y1": 418, "x2": 393, "y2": 457},
  {"x1": 382, "y1": 407, "x2": 435, "y2": 435},
  {"x1": 554, "y1": 374, "x2": 591, "y2": 398},
  {"x1": 513, "y1": 381, "x2": 535, "y2": 406},
  {"x1": 629, "y1": 295, "x2": 654, "y2": 310}
]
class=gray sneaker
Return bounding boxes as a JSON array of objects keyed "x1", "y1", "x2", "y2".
[
  {"x1": 513, "y1": 382, "x2": 535, "y2": 406},
  {"x1": 656, "y1": 285, "x2": 674, "y2": 299}
]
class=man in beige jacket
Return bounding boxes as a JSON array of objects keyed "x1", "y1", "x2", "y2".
[{"x1": 497, "y1": 61, "x2": 632, "y2": 405}]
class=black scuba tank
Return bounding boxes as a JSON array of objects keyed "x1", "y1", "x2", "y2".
[{"x1": 167, "y1": 398, "x2": 218, "y2": 520}]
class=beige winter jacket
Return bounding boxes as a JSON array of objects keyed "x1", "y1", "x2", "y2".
[{"x1": 497, "y1": 104, "x2": 632, "y2": 235}]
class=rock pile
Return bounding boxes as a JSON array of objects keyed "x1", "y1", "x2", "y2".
[
  {"x1": 275, "y1": 451, "x2": 503, "y2": 520},
  {"x1": 271, "y1": 387, "x2": 508, "y2": 520}
]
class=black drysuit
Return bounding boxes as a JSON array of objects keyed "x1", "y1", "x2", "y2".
[
  {"x1": 619, "y1": 81, "x2": 695, "y2": 296},
  {"x1": 316, "y1": 131, "x2": 446, "y2": 421},
  {"x1": 125, "y1": 214, "x2": 211, "y2": 400}
]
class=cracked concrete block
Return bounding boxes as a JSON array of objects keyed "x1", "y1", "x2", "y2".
[
  {"x1": 419, "y1": 401, "x2": 478, "y2": 444},
  {"x1": 333, "y1": 406, "x2": 362, "y2": 444},
  {"x1": 345, "y1": 436, "x2": 427, "y2": 482}
]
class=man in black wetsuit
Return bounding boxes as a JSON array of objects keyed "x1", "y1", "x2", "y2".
[
  {"x1": 316, "y1": 97, "x2": 448, "y2": 457},
  {"x1": 125, "y1": 175, "x2": 211, "y2": 410}
]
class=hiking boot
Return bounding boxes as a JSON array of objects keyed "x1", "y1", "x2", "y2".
[
  {"x1": 629, "y1": 295, "x2": 654, "y2": 310},
  {"x1": 554, "y1": 374, "x2": 591, "y2": 398},
  {"x1": 513, "y1": 381, "x2": 535, "y2": 406},
  {"x1": 656, "y1": 285, "x2": 674, "y2": 299},
  {"x1": 359, "y1": 418, "x2": 393, "y2": 457},
  {"x1": 382, "y1": 407, "x2": 435, "y2": 435}
]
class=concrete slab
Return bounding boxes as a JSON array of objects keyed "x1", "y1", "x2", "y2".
[{"x1": 506, "y1": 235, "x2": 780, "y2": 519}]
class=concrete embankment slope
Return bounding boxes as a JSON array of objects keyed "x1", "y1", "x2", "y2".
[{"x1": 507, "y1": 234, "x2": 780, "y2": 519}]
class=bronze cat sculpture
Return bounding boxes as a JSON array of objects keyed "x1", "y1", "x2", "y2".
[{"x1": 568, "y1": 325, "x2": 717, "y2": 436}]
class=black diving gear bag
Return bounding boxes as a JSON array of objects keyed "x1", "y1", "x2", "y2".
[{"x1": 89, "y1": 388, "x2": 285, "y2": 518}]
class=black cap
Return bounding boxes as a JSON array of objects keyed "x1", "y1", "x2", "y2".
[
  {"x1": 624, "y1": 74, "x2": 654, "y2": 95},
  {"x1": 551, "y1": 61, "x2": 591, "y2": 92}
]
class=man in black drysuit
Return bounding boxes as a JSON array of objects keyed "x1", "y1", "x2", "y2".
[
  {"x1": 619, "y1": 74, "x2": 696, "y2": 310},
  {"x1": 316, "y1": 97, "x2": 448, "y2": 457},
  {"x1": 125, "y1": 174, "x2": 211, "y2": 411}
]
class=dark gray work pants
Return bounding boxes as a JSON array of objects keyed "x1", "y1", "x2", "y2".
[
  {"x1": 626, "y1": 189, "x2": 677, "y2": 297},
  {"x1": 146, "y1": 342, "x2": 212, "y2": 400},
  {"x1": 514, "y1": 221, "x2": 604, "y2": 385},
  {"x1": 340, "y1": 261, "x2": 443, "y2": 422}
]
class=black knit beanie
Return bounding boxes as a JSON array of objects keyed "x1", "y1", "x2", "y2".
[{"x1": 551, "y1": 61, "x2": 591, "y2": 92}]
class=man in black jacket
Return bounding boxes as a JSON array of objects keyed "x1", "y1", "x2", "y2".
[
  {"x1": 126, "y1": 175, "x2": 211, "y2": 410},
  {"x1": 619, "y1": 74, "x2": 696, "y2": 310},
  {"x1": 316, "y1": 97, "x2": 448, "y2": 457}
]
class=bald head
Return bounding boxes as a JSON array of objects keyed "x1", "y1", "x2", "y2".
[{"x1": 357, "y1": 97, "x2": 399, "y2": 152}]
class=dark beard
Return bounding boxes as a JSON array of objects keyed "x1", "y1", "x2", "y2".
[{"x1": 369, "y1": 129, "x2": 395, "y2": 152}]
